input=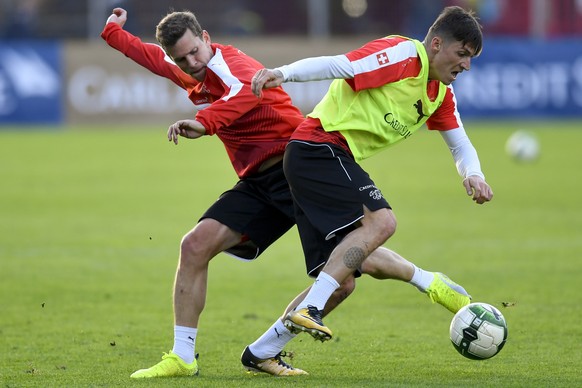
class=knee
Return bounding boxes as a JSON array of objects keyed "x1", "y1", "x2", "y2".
[
  {"x1": 179, "y1": 229, "x2": 211, "y2": 267},
  {"x1": 367, "y1": 209, "x2": 397, "y2": 243},
  {"x1": 381, "y1": 214, "x2": 397, "y2": 241}
]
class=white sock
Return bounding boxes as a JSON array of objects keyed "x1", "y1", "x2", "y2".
[
  {"x1": 172, "y1": 325, "x2": 197, "y2": 364},
  {"x1": 296, "y1": 271, "x2": 340, "y2": 311},
  {"x1": 409, "y1": 265, "x2": 435, "y2": 292},
  {"x1": 248, "y1": 319, "x2": 296, "y2": 359}
]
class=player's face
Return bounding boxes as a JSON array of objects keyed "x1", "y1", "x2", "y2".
[
  {"x1": 429, "y1": 38, "x2": 475, "y2": 85},
  {"x1": 167, "y1": 29, "x2": 213, "y2": 81}
]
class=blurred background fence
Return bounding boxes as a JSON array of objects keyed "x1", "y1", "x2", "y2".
[{"x1": 1, "y1": 0, "x2": 581, "y2": 125}]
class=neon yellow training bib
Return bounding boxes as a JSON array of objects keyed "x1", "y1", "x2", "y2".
[{"x1": 308, "y1": 38, "x2": 447, "y2": 161}]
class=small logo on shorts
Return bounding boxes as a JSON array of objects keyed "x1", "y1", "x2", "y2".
[
  {"x1": 359, "y1": 185, "x2": 383, "y2": 200},
  {"x1": 369, "y1": 189, "x2": 383, "y2": 200}
]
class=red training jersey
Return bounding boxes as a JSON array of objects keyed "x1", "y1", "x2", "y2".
[{"x1": 101, "y1": 23, "x2": 304, "y2": 178}]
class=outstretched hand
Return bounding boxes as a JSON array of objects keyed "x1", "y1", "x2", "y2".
[
  {"x1": 106, "y1": 7, "x2": 127, "y2": 27},
  {"x1": 463, "y1": 176, "x2": 493, "y2": 204},
  {"x1": 167, "y1": 119, "x2": 206, "y2": 144},
  {"x1": 251, "y1": 69, "x2": 284, "y2": 97}
]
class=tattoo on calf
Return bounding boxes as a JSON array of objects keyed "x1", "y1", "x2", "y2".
[{"x1": 343, "y1": 247, "x2": 366, "y2": 269}]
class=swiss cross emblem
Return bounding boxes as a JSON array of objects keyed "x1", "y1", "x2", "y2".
[{"x1": 376, "y1": 52, "x2": 389, "y2": 65}]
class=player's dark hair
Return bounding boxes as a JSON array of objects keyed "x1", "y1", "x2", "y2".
[
  {"x1": 426, "y1": 6, "x2": 483, "y2": 56},
  {"x1": 156, "y1": 11, "x2": 203, "y2": 50}
]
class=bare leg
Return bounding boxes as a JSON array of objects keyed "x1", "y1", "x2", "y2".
[
  {"x1": 245, "y1": 275, "x2": 356, "y2": 361},
  {"x1": 279, "y1": 274, "x2": 356, "y2": 320},
  {"x1": 172, "y1": 218, "x2": 242, "y2": 362},
  {"x1": 175, "y1": 218, "x2": 242, "y2": 326},
  {"x1": 275, "y1": 209, "x2": 415, "y2": 322},
  {"x1": 361, "y1": 246, "x2": 414, "y2": 281},
  {"x1": 309, "y1": 207, "x2": 396, "y2": 298}
]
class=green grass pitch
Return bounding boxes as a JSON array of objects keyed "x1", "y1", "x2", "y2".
[{"x1": 1, "y1": 121, "x2": 581, "y2": 387}]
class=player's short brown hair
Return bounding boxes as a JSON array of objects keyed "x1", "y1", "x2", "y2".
[
  {"x1": 427, "y1": 6, "x2": 483, "y2": 56},
  {"x1": 156, "y1": 11, "x2": 203, "y2": 50}
]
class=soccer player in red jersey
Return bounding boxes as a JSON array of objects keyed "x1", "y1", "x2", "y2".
[{"x1": 102, "y1": 7, "x2": 474, "y2": 378}]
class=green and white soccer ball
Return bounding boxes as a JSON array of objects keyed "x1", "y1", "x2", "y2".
[{"x1": 450, "y1": 302, "x2": 508, "y2": 360}]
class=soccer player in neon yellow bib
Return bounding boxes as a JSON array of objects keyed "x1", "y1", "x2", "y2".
[{"x1": 246, "y1": 5, "x2": 493, "y2": 370}]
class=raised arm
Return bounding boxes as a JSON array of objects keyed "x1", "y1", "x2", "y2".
[
  {"x1": 101, "y1": 8, "x2": 192, "y2": 88},
  {"x1": 106, "y1": 7, "x2": 127, "y2": 28}
]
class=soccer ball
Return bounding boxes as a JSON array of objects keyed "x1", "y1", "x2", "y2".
[
  {"x1": 505, "y1": 130, "x2": 540, "y2": 162},
  {"x1": 450, "y1": 302, "x2": 508, "y2": 360}
]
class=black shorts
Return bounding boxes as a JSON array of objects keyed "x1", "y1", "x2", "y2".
[
  {"x1": 201, "y1": 162, "x2": 295, "y2": 261},
  {"x1": 284, "y1": 140, "x2": 391, "y2": 276}
]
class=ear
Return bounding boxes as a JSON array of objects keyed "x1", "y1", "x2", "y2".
[
  {"x1": 430, "y1": 36, "x2": 442, "y2": 52},
  {"x1": 202, "y1": 30, "x2": 211, "y2": 45}
]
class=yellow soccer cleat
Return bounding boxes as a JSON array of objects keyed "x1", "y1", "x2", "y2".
[
  {"x1": 426, "y1": 272, "x2": 472, "y2": 313},
  {"x1": 241, "y1": 346, "x2": 308, "y2": 376},
  {"x1": 130, "y1": 352, "x2": 199, "y2": 379},
  {"x1": 284, "y1": 305, "x2": 332, "y2": 342}
]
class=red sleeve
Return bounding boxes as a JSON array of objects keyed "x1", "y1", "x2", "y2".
[
  {"x1": 100, "y1": 23, "x2": 194, "y2": 89},
  {"x1": 195, "y1": 45, "x2": 263, "y2": 135},
  {"x1": 344, "y1": 37, "x2": 422, "y2": 91},
  {"x1": 426, "y1": 85, "x2": 463, "y2": 131}
]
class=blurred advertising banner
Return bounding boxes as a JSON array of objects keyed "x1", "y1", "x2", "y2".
[
  {"x1": 0, "y1": 41, "x2": 63, "y2": 124},
  {"x1": 65, "y1": 41, "x2": 193, "y2": 125},
  {"x1": 453, "y1": 38, "x2": 582, "y2": 118}
]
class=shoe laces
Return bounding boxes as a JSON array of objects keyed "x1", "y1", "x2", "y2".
[
  {"x1": 306, "y1": 305, "x2": 324, "y2": 324},
  {"x1": 274, "y1": 351, "x2": 296, "y2": 370}
]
